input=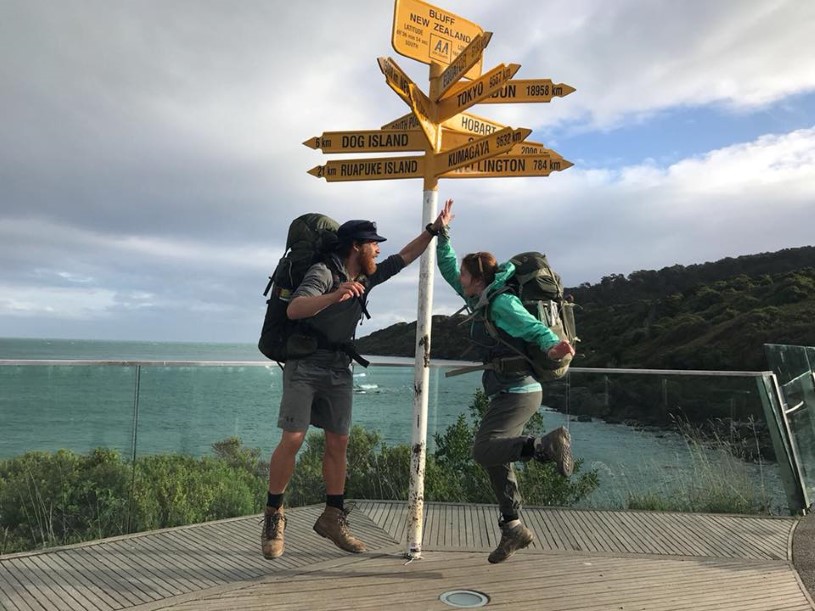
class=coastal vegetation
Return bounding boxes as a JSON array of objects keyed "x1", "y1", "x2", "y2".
[
  {"x1": 0, "y1": 387, "x2": 778, "y2": 555},
  {"x1": 0, "y1": 390, "x2": 597, "y2": 554}
]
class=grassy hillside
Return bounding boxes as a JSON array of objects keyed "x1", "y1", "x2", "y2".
[{"x1": 356, "y1": 246, "x2": 815, "y2": 372}]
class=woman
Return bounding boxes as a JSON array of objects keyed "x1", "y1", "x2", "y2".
[{"x1": 430, "y1": 198, "x2": 576, "y2": 564}]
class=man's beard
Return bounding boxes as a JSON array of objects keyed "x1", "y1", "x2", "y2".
[{"x1": 360, "y1": 250, "x2": 378, "y2": 276}]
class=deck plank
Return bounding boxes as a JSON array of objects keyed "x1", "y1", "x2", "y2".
[{"x1": 0, "y1": 503, "x2": 808, "y2": 611}]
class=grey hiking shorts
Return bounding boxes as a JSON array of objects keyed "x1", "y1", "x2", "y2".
[{"x1": 277, "y1": 353, "x2": 354, "y2": 435}]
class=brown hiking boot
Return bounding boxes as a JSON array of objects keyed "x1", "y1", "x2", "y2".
[
  {"x1": 261, "y1": 506, "x2": 286, "y2": 559},
  {"x1": 313, "y1": 506, "x2": 366, "y2": 553},
  {"x1": 488, "y1": 521, "x2": 534, "y2": 564},
  {"x1": 535, "y1": 426, "x2": 574, "y2": 476}
]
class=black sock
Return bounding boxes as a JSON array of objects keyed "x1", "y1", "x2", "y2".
[
  {"x1": 326, "y1": 494, "x2": 344, "y2": 511},
  {"x1": 502, "y1": 513, "x2": 519, "y2": 524},
  {"x1": 267, "y1": 492, "x2": 284, "y2": 509},
  {"x1": 520, "y1": 436, "x2": 536, "y2": 459}
]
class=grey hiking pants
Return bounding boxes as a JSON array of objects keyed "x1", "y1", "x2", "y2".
[{"x1": 472, "y1": 390, "x2": 542, "y2": 518}]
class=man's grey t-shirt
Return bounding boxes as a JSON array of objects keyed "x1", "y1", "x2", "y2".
[
  {"x1": 293, "y1": 253, "x2": 406, "y2": 299},
  {"x1": 291, "y1": 253, "x2": 407, "y2": 364}
]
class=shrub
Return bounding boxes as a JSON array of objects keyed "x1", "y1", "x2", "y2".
[{"x1": 0, "y1": 448, "x2": 130, "y2": 553}]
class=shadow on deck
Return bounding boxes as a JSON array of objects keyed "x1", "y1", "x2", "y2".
[{"x1": 1, "y1": 502, "x2": 813, "y2": 610}]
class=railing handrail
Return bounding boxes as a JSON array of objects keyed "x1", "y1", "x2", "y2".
[{"x1": 0, "y1": 358, "x2": 774, "y2": 377}]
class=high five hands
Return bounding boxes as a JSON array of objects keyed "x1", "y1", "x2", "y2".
[{"x1": 430, "y1": 199, "x2": 454, "y2": 233}]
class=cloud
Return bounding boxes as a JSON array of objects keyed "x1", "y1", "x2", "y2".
[{"x1": 0, "y1": 0, "x2": 813, "y2": 343}]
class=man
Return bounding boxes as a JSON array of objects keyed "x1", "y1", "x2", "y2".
[{"x1": 261, "y1": 210, "x2": 449, "y2": 559}]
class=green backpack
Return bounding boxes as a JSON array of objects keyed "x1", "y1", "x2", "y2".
[
  {"x1": 484, "y1": 251, "x2": 579, "y2": 381},
  {"x1": 258, "y1": 213, "x2": 340, "y2": 362}
]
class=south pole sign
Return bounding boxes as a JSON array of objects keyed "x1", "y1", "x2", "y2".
[{"x1": 303, "y1": 0, "x2": 576, "y2": 561}]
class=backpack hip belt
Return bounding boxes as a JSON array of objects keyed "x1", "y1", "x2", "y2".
[
  {"x1": 313, "y1": 337, "x2": 370, "y2": 368},
  {"x1": 444, "y1": 355, "x2": 530, "y2": 378}
]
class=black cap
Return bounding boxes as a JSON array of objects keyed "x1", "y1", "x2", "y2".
[{"x1": 337, "y1": 219, "x2": 387, "y2": 243}]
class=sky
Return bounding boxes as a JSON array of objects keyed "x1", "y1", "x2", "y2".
[{"x1": 1, "y1": 0, "x2": 813, "y2": 344}]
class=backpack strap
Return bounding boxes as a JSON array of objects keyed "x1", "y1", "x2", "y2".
[{"x1": 444, "y1": 287, "x2": 537, "y2": 378}]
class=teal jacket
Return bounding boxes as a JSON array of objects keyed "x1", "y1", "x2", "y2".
[{"x1": 436, "y1": 235, "x2": 560, "y2": 395}]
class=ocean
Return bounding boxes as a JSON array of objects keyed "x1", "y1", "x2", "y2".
[{"x1": 0, "y1": 337, "x2": 787, "y2": 511}]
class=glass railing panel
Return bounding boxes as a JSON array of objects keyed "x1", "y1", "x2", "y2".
[
  {"x1": 0, "y1": 364, "x2": 137, "y2": 458},
  {"x1": 543, "y1": 370, "x2": 784, "y2": 514},
  {"x1": 0, "y1": 363, "x2": 138, "y2": 553},
  {"x1": 134, "y1": 363, "x2": 282, "y2": 457},
  {"x1": 0, "y1": 359, "x2": 798, "y2": 557},
  {"x1": 351, "y1": 364, "x2": 483, "y2": 451},
  {"x1": 765, "y1": 342, "x2": 813, "y2": 385},
  {"x1": 765, "y1": 343, "x2": 815, "y2": 510}
]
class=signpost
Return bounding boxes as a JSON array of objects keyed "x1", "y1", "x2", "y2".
[
  {"x1": 447, "y1": 78, "x2": 576, "y2": 104},
  {"x1": 441, "y1": 110, "x2": 506, "y2": 136},
  {"x1": 441, "y1": 153, "x2": 573, "y2": 178},
  {"x1": 378, "y1": 57, "x2": 420, "y2": 105},
  {"x1": 303, "y1": 129, "x2": 427, "y2": 154},
  {"x1": 440, "y1": 129, "x2": 553, "y2": 156},
  {"x1": 432, "y1": 127, "x2": 531, "y2": 175},
  {"x1": 436, "y1": 63, "x2": 521, "y2": 121},
  {"x1": 392, "y1": 0, "x2": 485, "y2": 79},
  {"x1": 431, "y1": 32, "x2": 492, "y2": 100},
  {"x1": 307, "y1": 156, "x2": 424, "y2": 182},
  {"x1": 304, "y1": 0, "x2": 576, "y2": 561}
]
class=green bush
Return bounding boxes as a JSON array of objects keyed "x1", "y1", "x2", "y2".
[
  {"x1": 287, "y1": 389, "x2": 599, "y2": 508},
  {"x1": 426, "y1": 389, "x2": 599, "y2": 506},
  {"x1": 0, "y1": 448, "x2": 130, "y2": 553},
  {"x1": 129, "y1": 454, "x2": 264, "y2": 531},
  {"x1": 0, "y1": 444, "x2": 265, "y2": 554}
]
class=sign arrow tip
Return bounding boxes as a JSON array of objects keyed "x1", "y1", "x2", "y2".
[
  {"x1": 307, "y1": 166, "x2": 324, "y2": 178},
  {"x1": 303, "y1": 137, "x2": 318, "y2": 150},
  {"x1": 559, "y1": 84, "x2": 577, "y2": 97}
]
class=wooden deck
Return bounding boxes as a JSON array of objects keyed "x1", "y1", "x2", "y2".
[{"x1": 1, "y1": 501, "x2": 812, "y2": 610}]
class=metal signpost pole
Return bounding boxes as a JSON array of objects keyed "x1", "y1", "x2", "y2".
[{"x1": 406, "y1": 61, "x2": 444, "y2": 559}]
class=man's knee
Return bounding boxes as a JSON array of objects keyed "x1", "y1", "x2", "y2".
[
  {"x1": 325, "y1": 432, "x2": 349, "y2": 457},
  {"x1": 276, "y1": 431, "x2": 307, "y2": 455}
]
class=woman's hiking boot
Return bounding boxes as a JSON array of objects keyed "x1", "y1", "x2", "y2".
[
  {"x1": 488, "y1": 521, "x2": 534, "y2": 564},
  {"x1": 313, "y1": 506, "x2": 367, "y2": 553},
  {"x1": 535, "y1": 426, "x2": 574, "y2": 476},
  {"x1": 260, "y1": 506, "x2": 286, "y2": 559}
]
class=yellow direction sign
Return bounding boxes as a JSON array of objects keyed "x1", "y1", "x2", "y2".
[
  {"x1": 510, "y1": 141, "x2": 559, "y2": 156},
  {"x1": 441, "y1": 128, "x2": 546, "y2": 155},
  {"x1": 382, "y1": 111, "x2": 422, "y2": 131},
  {"x1": 384, "y1": 110, "x2": 506, "y2": 135},
  {"x1": 432, "y1": 32, "x2": 492, "y2": 101},
  {"x1": 432, "y1": 127, "x2": 531, "y2": 175},
  {"x1": 441, "y1": 154, "x2": 573, "y2": 179},
  {"x1": 441, "y1": 111, "x2": 506, "y2": 136},
  {"x1": 303, "y1": 129, "x2": 427, "y2": 153},
  {"x1": 377, "y1": 57, "x2": 419, "y2": 105},
  {"x1": 308, "y1": 156, "x2": 425, "y2": 182},
  {"x1": 392, "y1": 0, "x2": 484, "y2": 80},
  {"x1": 449, "y1": 79, "x2": 576, "y2": 104},
  {"x1": 437, "y1": 63, "x2": 521, "y2": 122},
  {"x1": 408, "y1": 83, "x2": 440, "y2": 147}
]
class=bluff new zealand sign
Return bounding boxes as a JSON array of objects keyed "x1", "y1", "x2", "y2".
[{"x1": 392, "y1": 0, "x2": 485, "y2": 80}]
